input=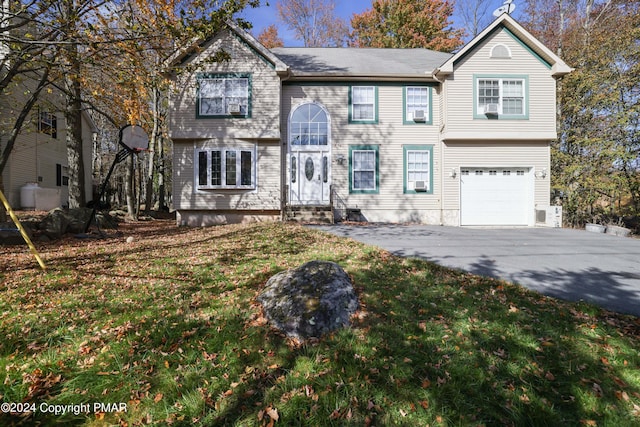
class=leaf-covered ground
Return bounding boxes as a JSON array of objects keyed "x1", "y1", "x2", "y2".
[{"x1": 1, "y1": 220, "x2": 639, "y2": 426}]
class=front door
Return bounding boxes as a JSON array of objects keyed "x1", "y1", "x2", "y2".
[
  {"x1": 288, "y1": 102, "x2": 331, "y2": 205},
  {"x1": 290, "y1": 150, "x2": 330, "y2": 205}
]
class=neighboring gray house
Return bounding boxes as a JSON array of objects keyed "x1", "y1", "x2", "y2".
[{"x1": 168, "y1": 14, "x2": 572, "y2": 227}]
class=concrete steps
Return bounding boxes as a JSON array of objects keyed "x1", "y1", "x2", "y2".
[{"x1": 286, "y1": 206, "x2": 333, "y2": 224}]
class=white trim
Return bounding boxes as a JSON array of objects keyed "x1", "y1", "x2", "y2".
[{"x1": 195, "y1": 145, "x2": 257, "y2": 190}]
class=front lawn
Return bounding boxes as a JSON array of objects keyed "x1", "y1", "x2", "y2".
[{"x1": 1, "y1": 221, "x2": 639, "y2": 426}]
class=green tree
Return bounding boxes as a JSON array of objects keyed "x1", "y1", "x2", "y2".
[
  {"x1": 522, "y1": 0, "x2": 640, "y2": 225},
  {"x1": 349, "y1": 0, "x2": 464, "y2": 52}
]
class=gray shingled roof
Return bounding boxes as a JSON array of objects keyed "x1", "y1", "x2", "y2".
[{"x1": 271, "y1": 48, "x2": 453, "y2": 78}]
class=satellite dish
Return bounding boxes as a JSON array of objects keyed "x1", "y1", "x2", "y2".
[
  {"x1": 493, "y1": 0, "x2": 516, "y2": 17},
  {"x1": 119, "y1": 124, "x2": 149, "y2": 152}
]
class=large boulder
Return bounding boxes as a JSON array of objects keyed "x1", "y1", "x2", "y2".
[
  {"x1": 39, "y1": 208, "x2": 117, "y2": 239},
  {"x1": 39, "y1": 208, "x2": 70, "y2": 239},
  {"x1": 257, "y1": 261, "x2": 359, "y2": 341}
]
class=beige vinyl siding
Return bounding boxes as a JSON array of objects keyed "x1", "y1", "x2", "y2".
[
  {"x1": 1, "y1": 108, "x2": 91, "y2": 208},
  {"x1": 443, "y1": 141, "x2": 550, "y2": 212},
  {"x1": 169, "y1": 30, "x2": 281, "y2": 141},
  {"x1": 282, "y1": 84, "x2": 442, "y2": 222},
  {"x1": 442, "y1": 28, "x2": 558, "y2": 141},
  {"x1": 172, "y1": 140, "x2": 280, "y2": 211}
]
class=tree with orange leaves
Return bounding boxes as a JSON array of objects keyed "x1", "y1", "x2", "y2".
[
  {"x1": 349, "y1": 0, "x2": 465, "y2": 52},
  {"x1": 257, "y1": 24, "x2": 284, "y2": 48}
]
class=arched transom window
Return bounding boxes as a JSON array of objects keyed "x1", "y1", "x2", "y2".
[{"x1": 290, "y1": 103, "x2": 329, "y2": 146}]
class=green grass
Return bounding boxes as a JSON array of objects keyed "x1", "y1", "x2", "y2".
[{"x1": 1, "y1": 221, "x2": 639, "y2": 426}]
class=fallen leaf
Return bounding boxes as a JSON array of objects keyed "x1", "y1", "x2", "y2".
[
  {"x1": 615, "y1": 390, "x2": 629, "y2": 401},
  {"x1": 154, "y1": 393, "x2": 163, "y2": 402},
  {"x1": 266, "y1": 406, "x2": 279, "y2": 421}
]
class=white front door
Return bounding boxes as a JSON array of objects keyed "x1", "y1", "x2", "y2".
[
  {"x1": 288, "y1": 101, "x2": 331, "y2": 206},
  {"x1": 290, "y1": 150, "x2": 330, "y2": 205}
]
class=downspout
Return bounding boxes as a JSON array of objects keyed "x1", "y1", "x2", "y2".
[
  {"x1": 432, "y1": 70, "x2": 446, "y2": 226},
  {"x1": 279, "y1": 69, "x2": 291, "y2": 222}
]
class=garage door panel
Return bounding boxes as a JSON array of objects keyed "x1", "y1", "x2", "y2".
[{"x1": 461, "y1": 168, "x2": 530, "y2": 226}]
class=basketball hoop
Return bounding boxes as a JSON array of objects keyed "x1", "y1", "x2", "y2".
[
  {"x1": 83, "y1": 125, "x2": 150, "y2": 233},
  {"x1": 119, "y1": 124, "x2": 149, "y2": 153}
]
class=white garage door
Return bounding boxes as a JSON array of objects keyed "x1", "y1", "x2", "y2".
[{"x1": 460, "y1": 168, "x2": 531, "y2": 226}]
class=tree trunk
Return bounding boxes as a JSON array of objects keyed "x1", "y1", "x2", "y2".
[
  {"x1": 64, "y1": 41, "x2": 86, "y2": 209},
  {"x1": 144, "y1": 87, "x2": 160, "y2": 214},
  {"x1": 158, "y1": 136, "x2": 166, "y2": 210},
  {"x1": 126, "y1": 154, "x2": 136, "y2": 219}
]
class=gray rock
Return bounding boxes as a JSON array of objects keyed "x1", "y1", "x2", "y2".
[
  {"x1": 257, "y1": 260, "x2": 359, "y2": 341},
  {"x1": 39, "y1": 208, "x2": 70, "y2": 239},
  {"x1": 39, "y1": 208, "x2": 118, "y2": 239}
]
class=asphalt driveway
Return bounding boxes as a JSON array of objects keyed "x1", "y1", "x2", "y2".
[{"x1": 312, "y1": 225, "x2": 640, "y2": 318}]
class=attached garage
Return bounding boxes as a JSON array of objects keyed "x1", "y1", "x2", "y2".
[{"x1": 460, "y1": 167, "x2": 533, "y2": 226}]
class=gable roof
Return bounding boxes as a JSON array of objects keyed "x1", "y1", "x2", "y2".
[
  {"x1": 435, "y1": 13, "x2": 573, "y2": 78},
  {"x1": 168, "y1": 21, "x2": 288, "y2": 73},
  {"x1": 271, "y1": 47, "x2": 453, "y2": 81}
]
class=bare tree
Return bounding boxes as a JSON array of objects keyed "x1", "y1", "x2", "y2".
[
  {"x1": 456, "y1": 0, "x2": 494, "y2": 38},
  {"x1": 276, "y1": 0, "x2": 348, "y2": 47}
]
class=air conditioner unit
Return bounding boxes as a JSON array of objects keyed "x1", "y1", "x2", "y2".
[
  {"x1": 228, "y1": 103, "x2": 242, "y2": 114},
  {"x1": 414, "y1": 180, "x2": 427, "y2": 192},
  {"x1": 535, "y1": 205, "x2": 563, "y2": 228},
  {"x1": 484, "y1": 103, "x2": 499, "y2": 115},
  {"x1": 413, "y1": 110, "x2": 426, "y2": 122}
]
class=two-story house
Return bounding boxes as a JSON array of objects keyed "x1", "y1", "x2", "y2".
[
  {"x1": 168, "y1": 13, "x2": 572, "y2": 227},
  {"x1": 0, "y1": 94, "x2": 96, "y2": 211}
]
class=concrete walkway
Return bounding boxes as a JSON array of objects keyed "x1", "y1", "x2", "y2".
[{"x1": 312, "y1": 224, "x2": 640, "y2": 318}]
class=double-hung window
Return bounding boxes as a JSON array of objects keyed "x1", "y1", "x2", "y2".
[
  {"x1": 197, "y1": 73, "x2": 251, "y2": 117},
  {"x1": 404, "y1": 86, "x2": 431, "y2": 124},
  {"x1": 196, "y1": 146, "x2": 255, "y2": 190},
  {"x1": 39, "y1": 112, "x2": 57, "y2": 138},
  {"x1": 403, "y1": 145, "x2": 433, "y2": 194},
  {"x1": 475, "y1": 75, "x2": 527, "y2": 118},
  {"x1": 350, "y1": 86, "x2": 377, "y2": 123},
  {"x1": 349, "y1": 145, "x2": 379, "y2": 193}
]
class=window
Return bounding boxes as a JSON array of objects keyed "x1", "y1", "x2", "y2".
[
  {"x1": 197, "y1": 74, "x2": 251, "y2": 117},
  {"x1": 350, "y1": 86, "x2": 377, "y2": 123},
  {"x1": 56, "y1": 164, "x2": 68, "y2": 187},
  {"x1": 349, "y1": 145, "x2": 378, "y2": 193},
  {"x1": 39, "y1": 112, "x2": 57, "y2": 138},
  {"x1": 196, "y1": 146, "x2": 255, "y2": 189},
  {"x1": 404, "y1": 86, "x2": 431, "y2": 124},
  {"x1": 404, "y1": 145, "x2": 433, "y2": 194},
  {"x1": 475, "y1": 75, "x2": 527, "y2": 118},
  {"x1": 290, "y1": 103, "x2": 329, "y2": 146}
]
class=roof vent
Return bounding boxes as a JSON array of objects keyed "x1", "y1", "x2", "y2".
[{"x1": 491, "y1": 44, "x2": 511, "y2": 59}]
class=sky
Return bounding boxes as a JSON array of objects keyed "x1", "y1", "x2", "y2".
[{"x1": 239, "y1": 0, "x2": 520, "y2": 47}]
